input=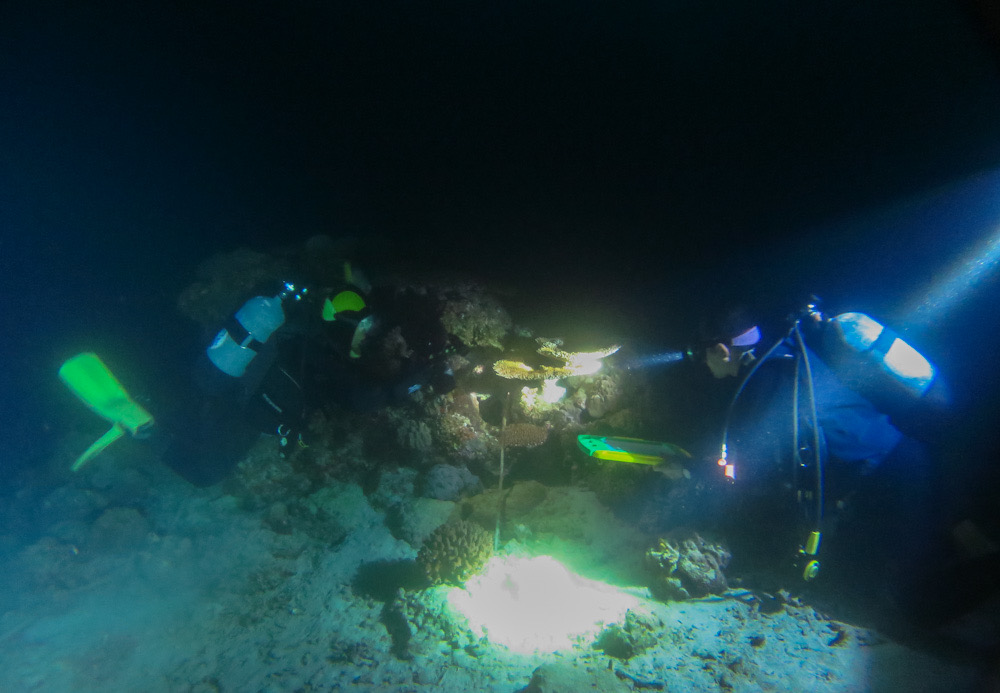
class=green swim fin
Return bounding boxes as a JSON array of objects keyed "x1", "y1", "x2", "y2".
[{"x1": 59, "y1": 353, "x2": 154, "y2": 471}]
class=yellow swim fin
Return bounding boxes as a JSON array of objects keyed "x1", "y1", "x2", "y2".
[
  {"x1": 322, "y1": 289, "x2": 367, "y2": 321},
  {"x1": 576, "y1": 435, "x2": 691, "y2": 465},
  {"x1": 59, "y1": 353, "x2": 154, "y2": 471}
]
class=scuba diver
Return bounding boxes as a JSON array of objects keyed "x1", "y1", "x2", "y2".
[
  {"x1": 675, "y1": 299, "x2": 953, "y2": 627},
  {"x1": 166, "y1": 270, "x2": 456, "y2": 485},
  {"x1": 61, "y1": 260, "x2": 457, "y2": 487},
  {"x1": 157, "y1": 278, "x2": 319, "y2": 485}
]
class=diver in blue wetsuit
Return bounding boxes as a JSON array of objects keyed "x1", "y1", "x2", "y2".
[{"x1": 690, "y1": 303, "x2": 948, "y2": 625}]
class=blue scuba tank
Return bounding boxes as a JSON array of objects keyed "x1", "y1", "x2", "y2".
[{"x1": 207, "y1": 289, "x2": 292, "y2": 378}]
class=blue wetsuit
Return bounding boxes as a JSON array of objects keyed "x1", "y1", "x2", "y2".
[
  {"x1": 726, "y1": 341, "x2": 905, "y2": 488},
  {"x1": 714, "y1": 337, "x2": 940, "y2": 606}
]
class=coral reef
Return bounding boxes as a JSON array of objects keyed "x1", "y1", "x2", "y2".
[
  {"x1": 363, "y1": 325, "x2": 414, "y2": 381},
  {"x1": 493, "y1": 339, "x2": 620, "y2": 381},
  {"x1": 360, "y1": 407, "x2": 437, "y2": 467},
  {"x1": 421, "y1": 464, "x2": 482, "y2": 501},
  {"x1": 434, "y1": 391, "x2": 497, "y2": 463},
  {"x1": 439, "y1": 284, "x2": 512, "y2": 349},
  {"x1": 493, "y1": 360, "x2": 573, "y2": 381},
  {"x1": 395, "y1": 586, "x2": 484, "y2": 658},
  {"x1": 369, "y1": 467, "x2": 420, "y2": 512},
  {"x1": 15, "y1": 537, "x2": 89, "y2": 590},
  {"x1": 488, "y1": 337, "x2": 643, "y2": 451},
  {"x1": 644, "y1": 531, "x2": 732, "y2": 600},
  {"x1": 177, "y1": 248, "x2": 290, "y2": 326},
  {"x1": 535, "y1": 339, "x2": 621, "y2": 372},
  {"x1": 416, "y1": 520, "x2": 493, "y2": 586},
  {"x1": 581, "y1": 372, "x2": 624, "y2": 420},
  {"x1": 231, "y1": 438, "x2": 312, "y2": 509},
  {"x1": 498, "y1": 423, "x2": 549, "y2": 449},
  {"x1": 397, "y1": 418, "x2": 434, "y2": 455}
]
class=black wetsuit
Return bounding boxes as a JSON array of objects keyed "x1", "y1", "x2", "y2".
[
  {"x1": 160, "y1": 307, "x2": 310, "y2": 487},
  {"x1": 160, "y1": 286, "x2": 456, "y2": 486}
]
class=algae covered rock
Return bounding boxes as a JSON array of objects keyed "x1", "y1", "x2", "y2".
[
  {"x1": 416, "y1": 519, "x2": 493, "y2": 586},
  {"x1": 389, "y1": 497, "x2": 455, "y2": 548},
  {"x1": 593, "y1": 610, "x2": 659, "y2": 660},
  {"x1": 519, "y1": 661, "x2": 630, "y2": 693},
  {"x1": 645, "y1": 531, "x2": 731, "y2": 600},
  {"x1": 89, "y1": 507, "x2": 150, "y2": 552},
  {"x1": 459, "y1": 479, "x2": 549, "y2": 529}
]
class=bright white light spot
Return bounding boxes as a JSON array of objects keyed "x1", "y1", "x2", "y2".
[
  {"x1": 520, "y1": 385, "x2": 537, "y2": 409},
  {"x1": 541, "y1": 379, "x2": 566, "y2": 404},
  {"x1": 884, "y1": 338, "x2": 935, "y2": 394},
  {"x1": 565, "y1": 346, "x2": 621, "y2": 376},
  {"x1": 447, "y1": 555, "x2": 641, "y2": 654}
]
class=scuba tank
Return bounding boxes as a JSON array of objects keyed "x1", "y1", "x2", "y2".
[
  {"x1": 207, "y1": 282, "x2": 307, "y2": 378},
  {"x1": 820, "y1": 311, "x2": 948, "y2": 425}
]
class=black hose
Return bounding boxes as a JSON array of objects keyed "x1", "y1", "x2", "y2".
[
  {"x1": 718, "y1": 326, "x2": 795, "y2": 470},
  {"x1": 793, "y1": 323, "x2": 824, "y2": 530}
]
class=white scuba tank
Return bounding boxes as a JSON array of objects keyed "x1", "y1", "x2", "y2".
[
  {"x1": 825, "y1": 312, "x2": 939, "y2": 405},
  {"x1": 207, "y1": 294, "x2": 288, "y2": 378}
]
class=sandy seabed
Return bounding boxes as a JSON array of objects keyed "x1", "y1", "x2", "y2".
[{"x1": 0, "y1": 453, "x2": 988, "y2": 693}]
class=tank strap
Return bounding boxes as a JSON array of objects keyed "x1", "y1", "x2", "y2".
[
  {"x1": 222, "y1": 315, "x2": 264, "y2": 352},
  {"x1": 870, "y1": 325, "x2": 897, "y2": 359}
]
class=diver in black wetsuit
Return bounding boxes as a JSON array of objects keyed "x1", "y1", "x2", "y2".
[
  {"x1": 161, "y1": 272, "x2": 457, "y2": 486},
  {"x1": 160, "y1": 279, "x2": 321, "y2": 486}
]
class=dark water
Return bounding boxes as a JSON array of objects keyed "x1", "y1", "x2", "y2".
[{"x1": 2, "y1": 1, "x2": 1000, "y2": 535}]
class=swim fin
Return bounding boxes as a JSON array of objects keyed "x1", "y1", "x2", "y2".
[
  {"x1": 59, "y1": 352, "x2": 154, "y2": 471},
  {"x1": 576, "y1": 435, "x2": 691, "y2": 465}
]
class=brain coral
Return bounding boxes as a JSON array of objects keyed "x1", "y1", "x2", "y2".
[{"x1": 417, "y1": 520, "x2": 493, "y2": 586}]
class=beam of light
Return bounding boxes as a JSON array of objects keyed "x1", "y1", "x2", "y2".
[
  {"x1": 564, "y1": 346, "x2": 621, "y2": 376},
  {"x1": 625, "y1": 350, "x2": 688, "y2": 371},
  {"x1": 894, "y1": 169, "x2": 1000, "y2": 331},
  {"x1": 902, "y1": 224, "x2": 1000, "y2": 330},
  {"x1": 446, "y1": 555, "x2": 641, "y2": 654}
]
